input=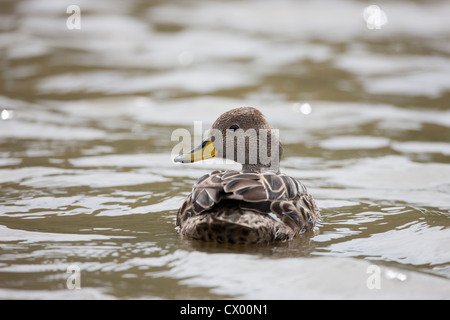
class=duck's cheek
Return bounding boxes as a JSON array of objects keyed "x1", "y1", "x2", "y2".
[
  {"x1": 214, "y1": 144, "x2": 238, "y2": 163},
  {"x1": 211, "y1": 140, "x2": 222, "y2": 158},
  {"x1": 210, "y1": 137, "x2": 232, "y2": 161}
]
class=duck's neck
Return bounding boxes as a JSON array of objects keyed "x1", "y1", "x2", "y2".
[
  {"x1": 240, "y1": 138, "x2": 282, "y2": 173},
  {"x1": 242, "y1": 163, "x2": 280, "y2": 173}
]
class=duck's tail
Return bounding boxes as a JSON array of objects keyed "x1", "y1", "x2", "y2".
[{"x1": 180, "y1": 212, "x2": 296, "y2": 244}]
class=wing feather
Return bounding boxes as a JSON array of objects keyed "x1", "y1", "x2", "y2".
[{"x1": 177, "y1": 170, "x2": 320, "y2": 242}]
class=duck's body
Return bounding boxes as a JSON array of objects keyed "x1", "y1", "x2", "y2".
[
  {"x1": 175, "y1": 107, "x2": 320, "y2": 244},
  {"x1": 177, "y1": 170, "x2": 319, "y2": 244}
]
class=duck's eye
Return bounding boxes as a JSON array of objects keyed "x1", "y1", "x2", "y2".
[{"x1": 229, "y1": 124, "x2": 239, "y2": 131}]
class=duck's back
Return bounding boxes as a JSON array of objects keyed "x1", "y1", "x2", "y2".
[{"x1": 176, "y1": 170, "x2": 320, "y2": 244}]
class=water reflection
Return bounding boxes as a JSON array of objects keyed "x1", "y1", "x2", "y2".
[{"x1": 0, "y1": 0, "x2": 449, "y2": 299}]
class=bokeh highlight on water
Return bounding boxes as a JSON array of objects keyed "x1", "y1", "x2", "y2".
[{"x1": 0, "y1": 0, "x2": 449, "y2": 299}]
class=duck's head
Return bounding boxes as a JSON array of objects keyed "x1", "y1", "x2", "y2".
[{"x1": 174, "y1": 107, "x2": 283, "y2": 172}]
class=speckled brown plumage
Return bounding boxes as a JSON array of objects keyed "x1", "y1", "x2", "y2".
[{"x1": 176, "y1": 170, "x2": 320, "y2": 244}]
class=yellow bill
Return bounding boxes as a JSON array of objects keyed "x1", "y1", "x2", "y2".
[{"x1": 174, "y1": 138, "x2": 216, "y2": 163}]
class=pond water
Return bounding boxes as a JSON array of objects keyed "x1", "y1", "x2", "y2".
[{"x1": 0, "y1": 0, "x2": 449, "y2": 299}]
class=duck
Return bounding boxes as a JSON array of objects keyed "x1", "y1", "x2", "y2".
[{"x1": 174, "y1": 107, "x2": 320, "y2": 244}]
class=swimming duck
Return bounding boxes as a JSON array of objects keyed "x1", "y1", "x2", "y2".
[{"x1": 174, "y1": 107, "x2": 319, "y2": 244}]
